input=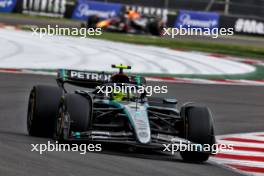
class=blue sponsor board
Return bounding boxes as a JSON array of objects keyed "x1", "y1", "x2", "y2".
[
  {"x1": 72, "y1": 0, "x2": 122, "y2": 20},
  {"x1": 0, "y1": 0, "x2": 17, "y2": 13},
  {"x1": 175, "y1": 10, "x2": 219, "y2": 30}
]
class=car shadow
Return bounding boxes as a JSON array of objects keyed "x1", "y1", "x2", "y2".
[
  {"x1": 0, "y1": 130, "x2": 212, "y2": 166},
  {"x1": 91, "y1": 142, "x2": 212, "y2": 165}
]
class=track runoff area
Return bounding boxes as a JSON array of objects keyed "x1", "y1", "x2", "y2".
[{"x1": 0, "y1": 27, "x2": 263, "y2": 176}]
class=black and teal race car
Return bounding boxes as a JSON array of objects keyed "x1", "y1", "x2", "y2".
[{"x1": 27, "y1": 64, "x2": 216, "y2": 162}]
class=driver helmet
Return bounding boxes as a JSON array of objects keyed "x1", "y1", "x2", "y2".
[
  {"x1": 112, "y1": 91, "x2": 126, "y2": 101},
  {"x1": 111, "y1": 86, "x2": 135, "y2": 101}
]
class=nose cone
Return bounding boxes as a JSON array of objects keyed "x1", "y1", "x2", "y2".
[{"x1": 125, "y1": 103, "x2": 151, "y2": 144}]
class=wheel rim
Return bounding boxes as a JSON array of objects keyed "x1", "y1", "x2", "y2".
[{"x1": 56, "y1": 105, "x2": 64, "y2": 139}]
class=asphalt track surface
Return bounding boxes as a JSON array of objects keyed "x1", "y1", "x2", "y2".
[{"x1": 1, "y1": 73, "x2": 264, "y2": 176}]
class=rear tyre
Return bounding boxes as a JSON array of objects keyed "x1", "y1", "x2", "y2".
[
  {"x1": 55, "y1": 94, "x2": 92, "y2": 140},
  {"x1": 27, "y1": 85, "x2": 62, "y2": 137},
  {"x1": 148, "y1": 20, "x2": 161, "y2": 36},
  {"x1": 87, "y1": 15, "x2": 99, "y2": 28},
  {"x1": 180, "y1": 105, "x2": 216, "y2": 162}
]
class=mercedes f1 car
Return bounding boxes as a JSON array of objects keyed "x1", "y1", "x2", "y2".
[{"x1": 27, "y1": 64, "x2": 216, "y2": 162}]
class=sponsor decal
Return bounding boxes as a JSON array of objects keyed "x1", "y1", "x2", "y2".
[
  {"x1": 69, "y1": 70, "x2": 112, "y2": 81},
  {"x1": 0, "y1": 0, "x2": 16, "y2": 13},
  {"x1": 235, "y1": 18, "x2": 264, "y2": 35},
  {"x1": 175, "y1": 10, "x2": 219, "y2": 31},
  {"x1": 125, "y1": 103, "x2": 151, "y2": 144},
  {"x1": 72, "y1": 0, "x2": 122, "y2": 20},
  {"x1": 138, "y1": 131, "x2": 148, "y2": 138},
  {"x1": 91, "y1": 131, "x2": 110, "y2": 135},
  {"x1": 23, "y1": 0, "x2": 66, "y2": 17}
]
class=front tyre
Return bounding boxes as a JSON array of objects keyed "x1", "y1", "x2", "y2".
[
  {"x1": 54, "y1": 94, "x2": 92, "y2": 141},
  {"x1": 180, "y1": 105, "x2": 216, "y2": 162},
  {"x1": 27, "y1": 85, "x2": 62, "y2": 137}
]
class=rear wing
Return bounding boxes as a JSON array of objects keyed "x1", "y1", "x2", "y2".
[{"x1": 57, "y1": 69, "x2": 112, "y2": 88}]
